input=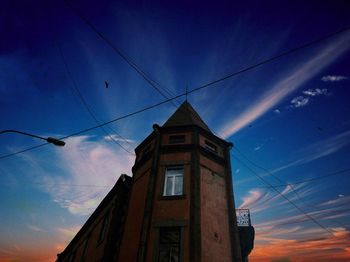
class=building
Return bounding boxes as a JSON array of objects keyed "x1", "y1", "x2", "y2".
[
  {"x1": 56, "y1": 174, "x2": 132, "y2": 262},
  {"x1": 57, "y1": 101, "x2": 254, "y2": 262}
]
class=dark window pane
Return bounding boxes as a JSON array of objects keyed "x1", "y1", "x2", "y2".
[
  {"x1": 158, "y1": 228, "x2": 181, "y2": 262},
  {"x1": 204, "y1": 140, "x2": 217, "y2": 153},
  {"x1": 169, "y1": 135, "x2": 185, "y2": 144},
  {"x1": 160, "y1": 228, "x2": 180, "y2": 243}
]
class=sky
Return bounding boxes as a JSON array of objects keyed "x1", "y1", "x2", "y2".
[{"x1": 1, "y1": 0, "x2": 350, "y2": 261}]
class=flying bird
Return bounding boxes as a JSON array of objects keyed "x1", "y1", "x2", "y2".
[{"x1": 105, "y1": 81, "x2": 109, "y2": 88}]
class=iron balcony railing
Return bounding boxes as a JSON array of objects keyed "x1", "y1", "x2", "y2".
[{"x1": 236, "y1": 209, "x2": 251, "y2": 227}]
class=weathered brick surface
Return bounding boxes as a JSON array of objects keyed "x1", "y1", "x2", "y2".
[
  {"x1": 200, "y1": 162, "x2": 231, "y2": 262},
  {"x1": 145, "y1": 152, "x2": 192, "y2": 262},
  {"x1": 118, "y1": 171, "x2": 150, "y2": 261}
]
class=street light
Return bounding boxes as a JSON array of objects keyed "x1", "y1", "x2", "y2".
[{"x1": 0, "y1": 130, "x2": 65, "y2": 146}]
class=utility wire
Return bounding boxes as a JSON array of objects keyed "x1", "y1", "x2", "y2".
[
  {"x1": 233, "y1": 147, "x2": 350, "y2": 229},
  {"x1": 57, "y1": 44, "x2": 134, "y2": 155},
  {"x1": 1, "y1": 26, "x2": 350, "y2": 160},
  {"x1": 254, "y1": 168, "x2": 350, "y2": 188},
  {"x1": 64, "y1": 0, "x2": 180, "y2": 108},
  {"x1": 234, "y1": 146, "x2": 313, "y2": 208},
  {"x1": 232, "y1": 154, "x2": 334, "y2": 235}
]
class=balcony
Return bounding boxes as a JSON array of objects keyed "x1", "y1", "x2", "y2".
[
  {"x1": 236, "y1": 208, "x2": 252, "y2": 227},
  {"x1": 236, "y1": 209, "x2": 255, "y2": 261}
]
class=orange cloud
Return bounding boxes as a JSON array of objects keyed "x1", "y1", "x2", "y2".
[{"x1": 250, "y1": 228, "x2": 350, "y2": 261}]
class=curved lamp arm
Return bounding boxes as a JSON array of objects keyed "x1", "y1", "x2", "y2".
[{"x1": 0, "y1": 130, "x2": 65, "y2": 146}]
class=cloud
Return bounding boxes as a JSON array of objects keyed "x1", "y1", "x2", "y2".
[
  {"x1": 318, "y1": 195, "x2": 350, "y2": 207},
  {"x1": 271, "y1": 129, "x2": 350, "y2": 174},
  {"x1": 254, "y1": 145, "x2": 263, "y2": 151},
  {"x1": 274, "y1": 109, "x2": 281, "y2": 114},
  {"x1": 241, "y1": 186, "x2": 350, "y2": 261},
  {"x1": 302, "y1": 88, "x2": 328, "y2": 96},
  {"x1": 250, "y1": 227, "x2": 350, "y2": 261},
  {"x1": 321, "y1": 75, "x2": 348, "y2": 82},
  {"x1": 289, "y1": 88, "x2": 329, "y2": 108},
  {"x1": 56, "y1": 226, "x2": 81, "y2": 240},
  {"x1": 103, "y1": 134, "x2": 135, "y2": 145},
  {"x1": 219, "y1": 32, "x2": 350, "y2": 138},
  {"x1": 27, "y1": 224, "x2": 44, "y2": 232},
  {"x1": 290, "y1": 96, "x2": 309, "y2": 108},
  {"x1": 24, "y1": 135, "x2": 135, "y2": 216},
  {"x1": 239, "y1": 190, "x2": 263, "y2": 209}
]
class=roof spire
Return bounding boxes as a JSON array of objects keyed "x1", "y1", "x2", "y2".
[{"x1": 162, "y1": 101, "x2": 211, "y2": 132}]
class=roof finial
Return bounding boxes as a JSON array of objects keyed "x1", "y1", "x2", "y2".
[{"x1": 185, "y1": 84, "x2": 188, "y2": 102}]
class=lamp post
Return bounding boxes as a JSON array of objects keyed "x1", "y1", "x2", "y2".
[{"x1": 0, "y1": 130, "x2": 65, "y2": 146}]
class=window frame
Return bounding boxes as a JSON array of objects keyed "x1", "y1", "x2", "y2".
[
  {"x1": 158, "y1": 227, "x2": 181, "y2": 262},
  {"x1": 153, "y1": 225, "x2": 185, "y2": 262},
  {"x1": 204, "y1": 140, "x2": 218, "y2": 153},
  {"x1": 168, "y1": 135, "x2": 186, "y2": 144},
  {"x1": 163, "y1": 167, "x2": 184, "y2": 197}
]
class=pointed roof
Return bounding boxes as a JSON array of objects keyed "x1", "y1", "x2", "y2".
[{"x1": 163, "y1": 101, "x2": 211, "y2": 132}]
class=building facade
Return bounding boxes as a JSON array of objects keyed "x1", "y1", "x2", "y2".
[
  {"x1": 56, "y1": 174, "x2": 132, "y2": 262},
  {"x1": 57, "y1": 101, "x2": 252, "y2": 262}
]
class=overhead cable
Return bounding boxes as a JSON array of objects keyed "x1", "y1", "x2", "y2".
[{"x1": 1, "y1": 26, "x2": 349, "y2": 160}]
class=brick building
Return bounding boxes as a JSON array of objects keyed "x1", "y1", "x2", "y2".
[{"x1": 57, "y1": 101, "x2": 253, "y2": 262}]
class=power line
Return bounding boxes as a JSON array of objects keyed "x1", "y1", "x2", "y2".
[
  {"x1": 64, "y1": 0, "x2": 180, "y2": 108},
  {"x1": 233, "y1": 147, "x2": 350, "y2": 229},
  {"x1": 1, "y1": 26, "x2": 350, "y2": 160},
  {"x1": 57, "y1": 43, "x2": 134, "y2": 155},
  {"x1": 0, "y1": 181, "x2": 110, "y2": 188},
  {"x1": 257, "y1": 207, "x2": 350, "y2": 228},
  {"x1": 254, "y1": 168, "x2": 350, "y2": 188},
  {"x1": 234, "y1": 146, "x2": 316, "y2": 208},
  {"x1": 232, "y1": 154, "x2": 334, "y2": 235}
]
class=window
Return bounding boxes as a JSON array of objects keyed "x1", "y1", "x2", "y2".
[
  {"x1": 158, "y1": 227, "x2": 181, "y2": 262},
  {"x1": 163, "y1": 167, "x2": 184, "y2": 196},
  {"x1": 169, "y1": 135, "x2": 185, "y2": 144},
  {"x1": 204, "y1": 140, "x2": 217, "y2": 153}
]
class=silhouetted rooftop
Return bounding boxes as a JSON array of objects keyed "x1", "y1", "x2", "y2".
[{"x1": 163, "y1": 101, "x2": 211, "y2": 132}]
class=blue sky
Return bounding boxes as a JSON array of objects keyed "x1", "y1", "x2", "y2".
[{"x1": 1, "y1": 0, "x2": 350, "y2": 261}]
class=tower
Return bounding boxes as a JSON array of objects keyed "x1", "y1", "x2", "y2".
[{"x1": 118, "y1": 101, "x2": 242, "y2": 262}]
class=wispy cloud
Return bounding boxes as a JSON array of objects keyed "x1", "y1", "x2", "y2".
[
  {"x1": 56, "y1": 225, "x2": 81, "y2": 240},
  {"x1": 274, "y1": 109, "x2": 281, "y2": 114},
  {"x1": 289, "y1": 88, "x2": 329, "y2": 108},
  {"x1": 321, "y1": 75, "x2": 348, "y2": 82},
  {"x1": 254, "y1": 145, "x2": 263, "y2": 151},
  {"x1": 290, "y1": 96, "x2": 309, "y2": 108},
  {"x1": 251, "y1": 228, "x2": 350, "y2": 261},
  {"x1": 20, "y1": 135, "x2": 135, "y2": 216},
  {"x1": 43, "y1": 136, "x2": 134, "y2": 215},
  {"x1": 302, "y1": 88, "x2": 328, "y2": 96},
  {"x1": 103, "y1": 134, "x2": 135, "y2": 145},
  {"x1": 318, "y1": 195, "x2": 350, "y2": 207},
  {"x1": 271, "y1": 129, "x2": 350, "y2": 174},
  {"x1": 219, "y1": 33, "x2": 350, "y2": 138},
  {"x1": 239, "y1": 190, "x2": 263, "y2": 209},
  {"x1": 27, "y1": 224, "x2": 44, "y2": 232},
  {"x1": 239, "y1": 185, "x2": 350, "y2": 261}
]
